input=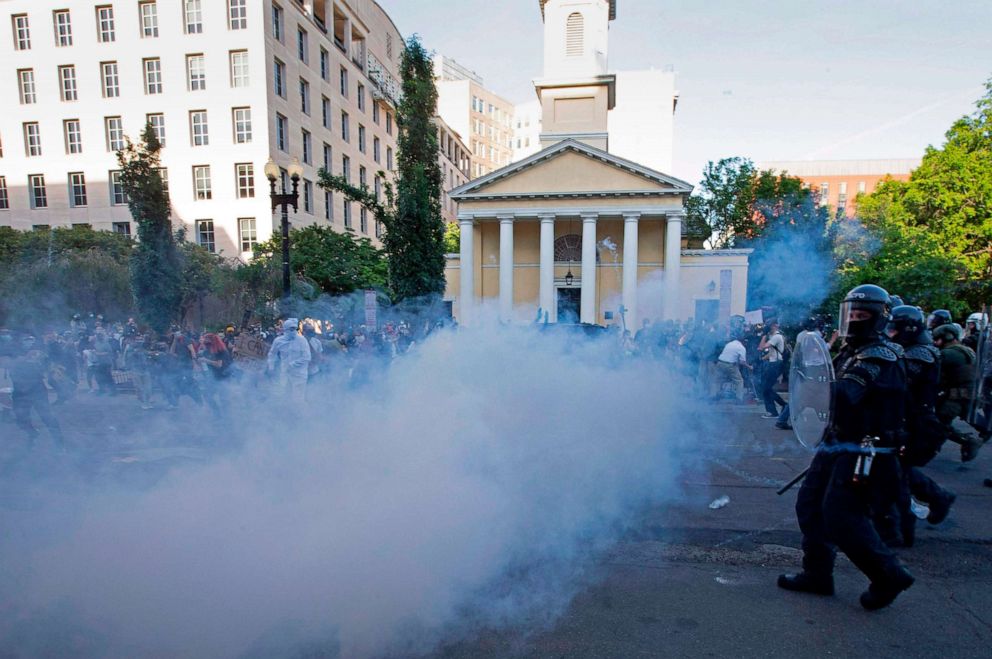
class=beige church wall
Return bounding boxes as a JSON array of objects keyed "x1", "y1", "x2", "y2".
[
  {"x1": 541, "y1": 85, "x2": 611, "y2": 136},
  {"x1": 444, "y1": 258, "x2": 462, "y2": 318},
  {"x1": 476, "y1": 152, "x2": 661, "y2": 195},
  {"x1": 514, "y1": 222, "x2": 541, "y2": 263},
  {"x1": 679, "y1": 254, "x2": 751, "y2": 320},
  {"x1": 639, "y1": 221, "x2": 664, "y2": 263},
  {"x1": 514, "y1": 267, "x2": 540, "y2": 320}
]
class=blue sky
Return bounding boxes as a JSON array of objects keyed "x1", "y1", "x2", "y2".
[{"x1": 378, "y1": 0, "x2": 992, "y2": 182}]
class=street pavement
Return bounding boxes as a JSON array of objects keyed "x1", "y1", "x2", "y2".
[
  {"x1": 2, "y1": 388, "x2": 991, "y2": 658},
  {"x1": 428, "y1": 403, "x2": 992, "y2": 659}
]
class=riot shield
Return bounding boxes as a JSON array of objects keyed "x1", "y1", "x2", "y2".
[{"x1": 788, "y1": 332, "x2": 835, "y2": 448}]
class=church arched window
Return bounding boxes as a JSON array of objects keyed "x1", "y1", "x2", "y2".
[
  {"x1": 565, "y1": 12, "x2": 584, "y2": 57},
  {"x1": 554, "y1": 234, "x2": 600, "y2": 263}
]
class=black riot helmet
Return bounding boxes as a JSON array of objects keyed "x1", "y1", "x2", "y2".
[
  {"x1": 928, "y1": 309, "x2": 952, "y2": 330},
  {"x1": 839, "y1": 284, "x2": 891, "y2": 342},
  {"x1": 886, "y1": 305, "x2": 925, "y2": 346},
  {"x1": 889, "y1": 295, "x2": 904, "y2": 308}
]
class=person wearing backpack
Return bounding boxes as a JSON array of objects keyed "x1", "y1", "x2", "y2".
[{"x1": 758, "y1": 320, "x2": 788, "y2": 418}]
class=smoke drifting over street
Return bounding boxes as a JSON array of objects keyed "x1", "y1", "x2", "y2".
[{"x1": 0, "y1": 323, "x2": 718, "y2": 658}]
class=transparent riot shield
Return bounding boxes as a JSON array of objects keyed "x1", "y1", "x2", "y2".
[
  {"x1": 967, "y1": 325, "x2": 991, "y2": 432},
  {"x1": 788, "y1": 332, "x2": 835, "y2": 448}
]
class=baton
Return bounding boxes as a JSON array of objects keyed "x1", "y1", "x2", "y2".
[{"x1": 777, "y1": 468, "x2": 809, "y2": 495}]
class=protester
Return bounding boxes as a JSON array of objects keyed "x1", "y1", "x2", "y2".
[
  {"x1": 757, "y1": 321, "x2": 788, "y2": 418},
  {"x1": 9, "y1": 333, "x2": 64, "y2": 448},
  {"x1": 267, "y1": 318, "x2": 311, "y2": 403},
  {"x1": 713, "y1": 332, "x2": 750, "y2": 401}
]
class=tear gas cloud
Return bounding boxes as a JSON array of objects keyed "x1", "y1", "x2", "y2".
[{"x1": 0, "y1": 318, "x2": 723, "y2": 658}]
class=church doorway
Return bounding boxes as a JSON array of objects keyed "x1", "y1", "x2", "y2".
[{"x1": 557, "y1": 287, "x2": 581, "y2": 323}]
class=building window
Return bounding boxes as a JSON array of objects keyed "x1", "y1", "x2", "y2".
[
  {"x1": 360, "y1": 207, "x2": 368, "y2": 234},
  {"x1": 358, "y1": 125, "x2": 366, "y2": 153},
  {"x1": 184, "y1": 0, "x2": 203, "y2": 34},
  {"x1": 323, "y1": 190, "x2": 332, "y2": 220},
  {"x1": 29, "y1": 174, "x2": 47, "y2": 208},
  {"x1": 374, "y1": 175, "x2": 381, "y2": 201},
  {"x1": 228, "y1": 0, "x2": 247, "y2": 30},
  {"x1": 187, "y1": 54, "x2": 206, "y2": 91},
  {"x1": 59, "y1": 65, "x2": 78, "y2": 101},
  {"x1": 271, "y1": 3, "x2": 283, "y2": 42},
  {"x1": 357, "y1": 84, "x2": 365, "y2": 111},
  {"x1": 233, "y1": 107, "x2": 252, "y2": 143},
  {"x1": 341, "y1": 155, "x2": 350, "y2": 182},
  {"x1": 373, "y1": 102, "x2": 380, "y2": 124},
  {"x1": 386, "y1": 112, "x2": 393, "y2": 135},
  {"x1": 0, "y1": 177, "x2": 8, "y2": 210},
  {"x1": 190, "y1": 110, "x2": 209, "y2": 146},
  {"x1": 273, "y1": 58, "x2": 286, "y2": 97},
  {"x1": 373, "y1": 136, "x2": 381, "y2": 163},
  {"x1": 53, "y1": 9, "x2": 73, "y2": 47},
  {"x1": 193, "y1": 165, "x2": 212, "y2": 200},
  {"x1": 299, "y1": 78, "x2": 310, "y2": 115},
  {"x1": 196, "y1": 219, "x2": 215, "y2": 252},
  {"x1": 96, "y1": 6, "x2": 115, "y2": 42},
  {"x1": 109, "y1": 170, "x2": 127, "y2": 205},
  {"x1": 64, "y1": 119, "x2": 82, "y2": 154},
  {"x1": 235, "y1": 163, "x2": 254, "y2": 198},
  {"x1": 144, "y1": 58, "x2": 163, "y2": 94},
  {"x1": 18, "y1": 69, "x2": 36, "y2": 104},
  {"x1": 343, "y1": 200, "x2": 351, "y2": 228},
  {"x1": 858, "y1": 181, "x2": 867, "y2": 194},
  {"x1": 359, "y1": 166, "x2": 367, "y2": 189},
  {"x1": 24, "y1": 122, "x2": 42, "y2": 156},
  {"x1": 113, "y1": 222, "x2": 131, "y2": 237},
  {"x1": 68, "y1": 172, "x2": 87, "y2": 207},
  {"x1": 147, "y1": 113, "x2": 166, "y2": 146},
  {"x1": 12, "y1": 14, "x2": 30, "y2": 50},
  {"x1": 322, "y1": 96, "x2": 331, "y2": 128},
  {"x1": 303, "y1": 179, "x2": 313, "y2": 213},
  {"x1": 275, "y1": 113, "x2": 287, "y2": 151},
  {"x1": 302, "y1": 129, "x2": 312, "y2": 164},
  {"x1": 139, "y1": 2, "x2": 158, "y2": 38},
  {"x1": 819, "y1": 182, "x2": 829, "y2": 206},
  {"x1": 239, "y1": 217, "x2": 256, "y2": 251},
  {"x1": 320, "y1": 47, "x2": 329, "y2": 81},
  {"x1": 157, "y1": 167, "x2": 169, "y2": 193},
  {"x1": 386, "y1": 146, "x2": 393, "y2": 171},
  {"x1": 341, "y1": 111, "x2": 349, "y2": 142},
  {"x1": 230, "y1": 50, "x2": 249, "y2": 87},
  {"x1": 339, "y1": 67, "x2": 348, "y2": 97},
  {"x1": 297, "y1": 26, "x2": 308, "y2": 63},
  {"x1": 386, "y1": 33, "x2": 393, "y2": 60},
  {"x1": 101, "y1": 61, "x2": 120, "y2": 97}
]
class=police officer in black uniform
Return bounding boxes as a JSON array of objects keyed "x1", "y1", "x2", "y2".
[
  {"x1": 928, "y1": 309, "x2": 952, "y2": 331},
  {"x1": 884, "y1": 305, "x2": 954, "y2": 546},
  {"x1": 779, "y1": 284, "x2": 914, "y2": 610}
]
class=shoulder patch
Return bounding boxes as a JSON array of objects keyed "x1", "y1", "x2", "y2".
[
  {"x1": 856, "y1": 344, "x2": 899, "y2": 362},
  {"x1": 905, "y1": 344, "x2": 938, "y2": 364}
]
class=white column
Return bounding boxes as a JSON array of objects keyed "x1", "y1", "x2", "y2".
[
  {"x1": 459, "y1": 216, "x2": 474, "y2": 325},
  {"x1": 539, "y1": 214, "x2": 555, "y2": 320},
  {"x1": 664, "y1": 212, "x2": 683, "y2": 321},
  {"x1": 580, "y1": 213, "x2": 598, "y2": 324},
  {"x1": 622, "y1": 212, "x2": 640, "y2": 331},
  {"x1": 498, "y1": 215, "x2": 514, "y2": 323}
]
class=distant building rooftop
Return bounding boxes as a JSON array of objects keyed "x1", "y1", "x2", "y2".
[{"x1": 758, "y1": 158, "x2": 922, "y2": 177}]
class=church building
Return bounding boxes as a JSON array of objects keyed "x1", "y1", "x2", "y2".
[{"x1": 445, "y1": 0, "x2": 751, "y2": 328}]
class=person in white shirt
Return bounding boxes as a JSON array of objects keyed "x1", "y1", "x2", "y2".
[
  {"x1": 758, "y1": 321, "x2": 788, "y2": 418},
  {"x1": 714, "y1": 334, "x2": 751, "y2": 401},
  {"x1": 266, "y1": 318, "x2": 311, "y2": 403}
]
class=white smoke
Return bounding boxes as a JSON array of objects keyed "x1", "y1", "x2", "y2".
[{"x1": 0, "y1": 323, "x2": 719, "y2": 658}]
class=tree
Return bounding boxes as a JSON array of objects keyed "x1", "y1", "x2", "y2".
[
  {"x1": 843, "y1": 78, "x2": 992, "y2": 311},
  {"x1": 252, "y1": 225, "x2": 388, "y2": 297},
  {"x1": 319, "y1": 36, "x2": 446, "y2": 301},
  {"x1": 118, "y1": 125, "x2": 182, "y2": 332}
]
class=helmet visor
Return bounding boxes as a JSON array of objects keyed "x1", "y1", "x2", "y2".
[{"x1": 839, "y1": 301, "x2": 853, "y2": 338}]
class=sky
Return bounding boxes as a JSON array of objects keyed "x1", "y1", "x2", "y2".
[{"x1": 377, "y1": 0, "x2": 992, "y2": 183}]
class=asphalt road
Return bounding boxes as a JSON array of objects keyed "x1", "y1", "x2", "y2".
[{"x1": 2, "y1": 387, "x2": 990, "y2": 658}]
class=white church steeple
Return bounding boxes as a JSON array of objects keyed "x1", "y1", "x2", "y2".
[{"x1": 534, "y1": 1, "x2": 618, "y2": 151}]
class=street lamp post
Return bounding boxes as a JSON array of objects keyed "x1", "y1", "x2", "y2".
[{"x1": 264, "y1": 157, "x2": 303, "y2": 303}]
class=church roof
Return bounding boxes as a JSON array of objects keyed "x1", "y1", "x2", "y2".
[
  {"x1": 450, "y1": 138, "x2": 693, "y2": 200},
  {"x1": 540, "y1": 0, "x2": 617, "y2": 21}
]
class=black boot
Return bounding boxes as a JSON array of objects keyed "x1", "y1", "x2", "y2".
[
  {"x1": 927, "y1": 492, "x2": 956, "y2": 525},
  {"x1": 860, "y1": 567, "x2": 914, "y2": 611},
  {"x1": 777, "y1": 572, "x2": 834, "y2": 596}
]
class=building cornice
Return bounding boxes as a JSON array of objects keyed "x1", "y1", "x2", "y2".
[{"x1": 681, "y1": 249, "x2": 755, "y2": 256}]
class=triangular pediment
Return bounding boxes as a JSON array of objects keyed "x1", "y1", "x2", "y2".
[{"x1": 450, "y1": 139, "x2": 693, "y2": 200}]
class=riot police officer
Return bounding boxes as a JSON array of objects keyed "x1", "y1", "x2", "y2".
[
  {"x1": 779, "y1": 284, "x2": 914, "y2": 610},
  {"x1": 932, "y1": 323, "x2": 982, "y2": 461},
  {"x1": 884, "y1": 305, "x2": 955, "y2": 546},
  {"x1": 928, "y1": 309, "x2": 952, "y2": 331}
]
